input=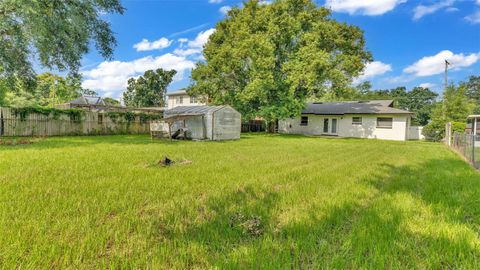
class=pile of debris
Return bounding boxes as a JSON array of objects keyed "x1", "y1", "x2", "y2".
[{"x1": 158, "y1": 156, "x2": 192, "y2": 167}]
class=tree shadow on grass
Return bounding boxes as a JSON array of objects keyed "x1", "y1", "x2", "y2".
[
  {"x1": 273, "y1": 158, "x2": 480, "y2": 269},
  {"x1": 144, "y1": 157, "x2": 480, "y2": 269},
  {"x1": 0, "y1": 135, "x2": 183, "y2": 152},
  {"x1": 370, "y1": 158, "x2": 480, "y2": 227},
  {"x1": 145, "y1": 185, "x2": 281, "y2": 268}
]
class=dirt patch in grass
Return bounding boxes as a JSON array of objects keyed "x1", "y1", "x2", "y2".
[
  {"x1": 144, "y1": 156, "x2": 193, "y2": 168},
  {"x1": 0, "y1": 138, "x2": 34, "y2": 146},
  {"x1": 229, "y1": 212, "x2": 264, "y2": 237}
]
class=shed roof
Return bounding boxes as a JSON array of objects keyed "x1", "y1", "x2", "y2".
[
  {"x1": 302, "y1": 100, "x2": 412, "y2": 115},
  {"x1": 164, "y1": 105, "x2": 226, "y2": 116}
]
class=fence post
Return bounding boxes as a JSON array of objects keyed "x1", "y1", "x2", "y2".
[
  {"x1": 0, "y1": 107, "x2": 3, "y2": 136},
  {"x1": 445, "y1": 122, "x2": 452, "y2": 146},
  {"x1": 473, "y1": 134, "x2": 476, "y2": 165}
]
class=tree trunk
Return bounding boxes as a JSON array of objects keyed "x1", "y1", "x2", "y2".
[{"x1": 266, "y1": 120, "x2": 278, "y2": 133}]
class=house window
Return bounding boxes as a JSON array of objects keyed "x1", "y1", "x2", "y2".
[
  {"x1": 98, "y1": 114, "x2": 103, "y2": 124},
  {"x1": 352, "y1": 117, "x2": 362, "y2": 125},
  {"x1": 191, "y1": 96, "x2": 198, "y2": 103},
  {"x1": 323, "y1": 119, "x2": 329, "y2": 133},
  {"x1": 300, "y1": 116, "x2": 308, "y2": 126},
  {"x1": 377, "y1": 117, "x2": 393, "y2": 128},
  {"x1": 176, "y1": 96, "x2": 183, "y2": 104}
]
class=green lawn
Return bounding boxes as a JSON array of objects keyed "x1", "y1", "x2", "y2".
[{"x1": 1, "y1": 134, "x2": 479, "y2": 269}]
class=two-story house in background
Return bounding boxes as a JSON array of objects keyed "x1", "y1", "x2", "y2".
[{"x1": 166, "y1": 90, "x2": 206, "y2": 109}]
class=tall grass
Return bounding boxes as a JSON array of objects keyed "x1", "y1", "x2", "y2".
[{"x1": 0, "y1": 134, "x2": 479, "y2": 268}]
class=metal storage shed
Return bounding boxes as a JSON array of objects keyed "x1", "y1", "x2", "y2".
[{"x1": 161, "y1": 105, "x2": 241, "y2": 140}]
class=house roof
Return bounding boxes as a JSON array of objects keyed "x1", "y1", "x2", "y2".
[
  {"x1": 302, "y1": 100, "x2": 413, "y2": 115},
  {"x1": 166, "y1": 90, "x2": 188, "y2": 96},
  {"x1": 164, "y1": 105, "x2": 226, "y2": 116},
  {"x1": 69, "y1": 96, "x2": 107, "y2": 106}
]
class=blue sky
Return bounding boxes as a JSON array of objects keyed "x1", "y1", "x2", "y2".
[{"x1": 80, "y1": 0, "x2": 480, "y2": 99}]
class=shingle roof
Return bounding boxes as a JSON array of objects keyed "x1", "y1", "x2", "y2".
[
  {"x1": 166, "y1": 90, "x2": 188, "y2": 96},
  {"x1": 302, "y1": 100, "x2": 412, "y2": 115},
  {"x1": 164, "y1": 105, "x2": 225, "y2": 116}
]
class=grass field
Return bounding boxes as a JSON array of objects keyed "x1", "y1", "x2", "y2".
[{"x1": 1, "y1": 134, "x2": 479, "y2": 269}]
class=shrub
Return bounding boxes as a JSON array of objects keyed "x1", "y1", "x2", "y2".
[
  {"x1": 451, "y1": 121, "x2": 467, "y2": 133},
  {"x1": 423, "y1": 121, "x2": 445, "y2": 142},
  {"x1": 423, "y1": 121, "x2": 467, "y2": 142}
]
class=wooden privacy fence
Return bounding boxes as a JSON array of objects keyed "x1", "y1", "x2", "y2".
[
  {"x1": 0, "y1": 107, "x2": 154, "y2": 137},
  {"x1": 241, "y1": 120, "x2": 265, "y2": 132}
]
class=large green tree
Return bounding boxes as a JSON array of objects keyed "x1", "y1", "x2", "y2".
[
  {"x1": 399, "y1": 87, "x2": 438, "y2": 126},
  {"x1": 34, "y1": 73, "x2": 83, "y2": 106},
  {"x1": 423, "y1": 84, "x2": 475, "y2": 141},
  {"x1": 188, "y1": 0, "x2": 371, "y2": 122},
  {"x1": 103, "y1": 97, "x2": 120, "y2": 106},
  {"x1": 350, "y1": 83, "x2": 438, "y2": 125},
  {"x1": 462, "y1": 75, "x2": 480, "y2": 114},
  {"x1": 0, "y1": 0, "x2": 124, "y2": 84},
  {"x1": 123, "y1": 69, "x2": 177, "y2": 107},
  {"x1": 2, "y1": 73, "x2": 85, "y2": 107}
]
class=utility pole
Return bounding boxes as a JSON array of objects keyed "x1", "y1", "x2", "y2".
[
  {"x1": 443, "y1": 59, "x2": 451, "y2": 145},
  {"x1": 444, "y1": 60, "x2": 450, "y2": 89}
]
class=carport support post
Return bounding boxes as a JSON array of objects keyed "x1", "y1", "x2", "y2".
[{"x1": 474, "y1": 117, "x2": 477, "y2": 136}]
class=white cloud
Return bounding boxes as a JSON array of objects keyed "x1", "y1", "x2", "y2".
[
  {"x1": 82, "y1": 54, "x2": 195, "y2": 93},
  {"x1": 354, "y1": 61, "x2": 392, "y2": 83},
  {"x1": 404, "y1": 50, "x2": 480, "y2": 77},
  {"x1": 171, "y1": 28, "x2": 216, "y2": 58},
  {"x1": 465, "y1": 10, "x2": 480, "y2": 24},
  {"x1": 133, "y1": 37, "x2": 172, "y2": 51},
  {"x1": 208, "y1": 0, "x2": 223, "y2": 3},
  {"x1": 325, "y1": 0, "x2": 406, "y2": 16},
  {"x1": 477, "y1": 0, "x2": 480, "y2": 5},
  {"x1": 445, "y1": 7, "x2": 459, "y2": 12},
  {"x1": 413, "y1": 0, "x2": 455, "y2": 20},
  {"x1": 82, "y1": 28, "x2": 218, "y2": 96},
  {"x1": 219, "y1": 5, "x2": 231, "y2": 15},
  {"x1": 186, "y1": 28, "x2": 216, "y2": 49},
  {"x1": 259, "y1": 0, "x2": 272, "y2": 5},
  {"x1": 173, "y1": 48, "x2": 203, "y2": 57},
  {"x1": 419, "y1": 82, "x2": 435, "y2": 89}
]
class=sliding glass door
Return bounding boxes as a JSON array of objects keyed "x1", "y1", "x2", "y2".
[{"x1": 323, "y1": 118, "x2": 338, "y2": 135}]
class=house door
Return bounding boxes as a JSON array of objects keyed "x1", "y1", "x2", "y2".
[{"x1": 323, "y1": 118, "x2": 338, "y2": 135}]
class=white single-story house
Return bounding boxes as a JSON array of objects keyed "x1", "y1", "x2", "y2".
[{"x1": 278, "y1": 100, "x2": 416, "y2": 141}]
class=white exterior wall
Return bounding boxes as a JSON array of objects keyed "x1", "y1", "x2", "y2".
[
  {"x1": 408, "y1": 126, "x2": 425, "y2": 140},
  {"x1": 279, "y1": 114, "x2": 411, "y2": 141},
  {"x1": 212, "y1": 107, "x2": 242, "y2": 140},
  {"x1": 167, "y1": 94, "x2": 205, "y2": 109}
]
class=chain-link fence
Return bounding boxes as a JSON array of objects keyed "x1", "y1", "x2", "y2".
[{"x1": 452, "y1": 132, "x2": 480, "y2": 169}]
